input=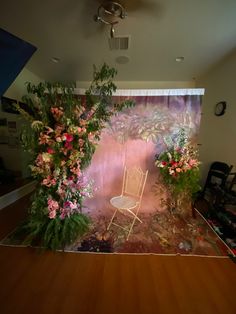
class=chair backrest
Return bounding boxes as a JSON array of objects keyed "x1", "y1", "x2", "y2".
[
  {"x1": 204, "y1": 161, "x2": 233, "y2": 190},
  {"x1": 122, "y1": 166, "x2": 148, "y2": 199},
  {"x1": 228, "y1": 172, "x2": 236, "y2": 192},
  {"x1": 0, "y1": 157, "x2": 6, "y2": 170},
  {"x1": 210, "y1": 161, "x2": 232, "y2": 174}
]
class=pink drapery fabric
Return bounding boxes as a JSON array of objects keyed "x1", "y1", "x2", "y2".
[{"x1": 84, "y1": 94, "x2": 202, "y2": 215}]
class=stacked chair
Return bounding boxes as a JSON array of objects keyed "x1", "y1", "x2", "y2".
[{"x1": 202, "y1": 161, "x2": 236, "y2": 254}]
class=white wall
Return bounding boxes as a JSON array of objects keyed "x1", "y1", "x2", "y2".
[
  {"x1": 4, "y1": 68, "x2": 41, "y2": 99},
  {"x1": 196, "y1": 51, "x2": 236, "y2": 184},
  {"x1": 0, "y1": 68, "x2": 42, "y2": 177}
]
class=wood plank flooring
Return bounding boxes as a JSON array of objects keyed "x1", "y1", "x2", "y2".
[{"x1": 0, "y1": 194, "x2": 236, "y2": 314}]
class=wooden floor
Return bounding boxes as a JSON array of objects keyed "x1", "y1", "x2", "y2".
[{"x1": 0, "y1": 195, "x2": 236, "y2": 314}]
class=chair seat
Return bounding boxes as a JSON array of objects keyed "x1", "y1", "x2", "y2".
[{"x1": 110, "y1": 196, "x2": 138, "y2": 210}]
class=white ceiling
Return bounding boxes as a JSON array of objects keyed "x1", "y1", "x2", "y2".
[{"x1": 1, "y1": 0, "x2": 236, "y2": 82}]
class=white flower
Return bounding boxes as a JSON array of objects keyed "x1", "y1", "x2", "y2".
[
  {"x1": 42, "y1": 153, "x2": 52, "y2": 163},
  {"x1": 56, "y1": 136, "x2": 62, "y2": 142},
  {"x1": 31, "y1": 120, "x2": 43, "y2": 130},
  {"x1": 167, "y1": 152, "x2": 172, "y2": 160}
]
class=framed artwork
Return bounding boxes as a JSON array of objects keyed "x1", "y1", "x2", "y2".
[
  {"x1": 0, "y1": 118, "x2": 8, "y2": 144},
  {"x1": 1, "y1": 96, "x2": 19, "y2": 114}
]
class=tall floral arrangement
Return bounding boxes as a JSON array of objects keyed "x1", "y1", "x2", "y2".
[
  {"x1": 17, "y1": 64, "x2": 134, "y2": 250},
  {"x1": 155, "y1": 130, "x2": 201, "y2": 212}
]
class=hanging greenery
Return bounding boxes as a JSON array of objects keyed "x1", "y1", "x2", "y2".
[{"x1": 17, "y1": 63, "x2": 134, "y2": 250}]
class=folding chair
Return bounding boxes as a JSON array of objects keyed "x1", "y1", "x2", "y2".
[{"x1": 107, "y1": 166, "x2": 148, "y2": 240}]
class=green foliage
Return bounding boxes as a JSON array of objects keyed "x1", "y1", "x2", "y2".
[
  {"x1": 18, "y1": 63, "x2": 135, "y2": 168},
  {"x1": 159, "y1": 162, "x2": 201, "y2": 198},
  {"x1": 156, "y1": 130, "x2": 201, "y2": 204},
  {"x1": 16, "y1": 63, "x2": 134, "y2": 250},
  {"x1": 23, "y1": 212, "x2": 90, "y2": 250}
]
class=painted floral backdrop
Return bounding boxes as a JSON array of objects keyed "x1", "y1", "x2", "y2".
[{"x1": 84, "y1": 95, "x2": 201, "y2": 215}]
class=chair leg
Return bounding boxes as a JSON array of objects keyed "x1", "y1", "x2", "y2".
[
  {"x1": 135, "y1": 216, "x2": 142, "y2": 223},
  {"x1": 107, "y1": 208, "x2": 118, "y2": 230},
  {"x1": 126, "y1": 216, "x2": 137, "y2": 241},
  {"x1": 126, "y1": 206, "x2": 142, "y2": 240},
  {"x1": 126, "y1": 208, "x2": 142, "y2": 223}
]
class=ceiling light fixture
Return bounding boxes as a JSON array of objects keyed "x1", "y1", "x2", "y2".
[
  {"x1": 94, "y1": 1, "x2": 127, "y2": 38},
  {"x1": 94, "y1": 1, "x2": 127, "y2": 24},
  {"x1": 175, "y1": 56, "x2": 185, "y2": 62},
  {"x1": 51, "y1": 57, "x2": 60, "y2": 63}
]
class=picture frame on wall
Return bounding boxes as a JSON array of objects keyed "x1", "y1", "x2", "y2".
[
  {"x1": 0, "y1": 117, "x2": 8, "y2": 144},
  {"x1": 1, "y1": 96, "x2": 34, "y2": 117},
  {"x1": 1, "y1": 96, "x2": 19, "y2": 114}
]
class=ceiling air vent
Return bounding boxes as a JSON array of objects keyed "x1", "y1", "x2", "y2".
[{"x1": 108, "y1": 36, "x2": 129, "y2": 50}]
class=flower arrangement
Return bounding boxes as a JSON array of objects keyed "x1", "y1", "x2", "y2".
[
  {"x1": 17, "y1": 64, "x2": 134, "y2": 250},
  {"x1": 155, "y1": 130, "x2": 201, "y2": 212}
]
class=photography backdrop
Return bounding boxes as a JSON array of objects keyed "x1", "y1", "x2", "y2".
[{"x1": 83, "y1": 89, "x2": 204, "y2": 216}]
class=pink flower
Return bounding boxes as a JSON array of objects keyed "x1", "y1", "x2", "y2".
[
  {"x1": 61, "y1": 160, "x2": 66, "y2": 166},
  {"x1": 42, "y1": 177, "x2": 50, "y2": 186},
  {"x1": 169, "y1": 169, "x2": 175, "y2": 176},
  {"x1": 49, "y1": 210, "x2": 56, "y2": 219},
  {"x1": 51, "y1": 107, "x2": 64, "y2": 120},
  {"x1": 88, "y1": 132, "x2": 94, "y2": 141},
  {"x1": 189, "y1": 159, "x2": 198, "y2": 167},
  {"x1": 176, "y1": 168, "x2": 182, "y2": 173},
  {"x1": 64, "y1": 200, "x2": 77, "y2": 210},
  {"x1": 41, "y1": 153, "x2": 52, "y2": 163},
  {"x1": 51, "y1": 178, "x2": 57, "y2": 186},
  {"x1": 63, "y1": 133, "x2": 74, "y2": 142},
  {"x1": 47, "y1": 198, "x2": 59, "y2": 211},
  {"x1": 35, "y1": 154, "x2": 43, "y2": 166},
  {"x1": 86, "y1": 110, "x2": 95, "y2": 119},
  {"x1": 60, "y1": 211, "x2": 66, "y2": 220},
  {"x1": 39, "y1": 133, "x2": 50, "y2": 145},
  {"x1": 80, "y1": 119, "x2": 86, "y2": 126},
  {"x1": 64, "y1": 142, "x2": 73, "y2": 150},
  {"x1": 45, "y1": 127, "x2": 54, "y2": 134},
  {"x1": 47, "y1": 147, "x2": 55, "y2": 154},
  {"x1": 78, "y1": 139, "x2": 85, "y2": 147},
  {"x1": 56, "y1": 136, "x2": 62, "y2": 142},
  {"x1": 55, "y1": 125, "x2": 64, "y2": 135},
  {"x1": 57, "y1": 187, "x2": 66, "y2": 198},
  {"x1": 170, "y1": 161, "x2": 178, "y2": 167},
  {"x1": 42, "y1": 176, "x2": 57, "y2": 187},
  {"x1": 71, "y1": 167, "x2": 81, "y2": 176}
]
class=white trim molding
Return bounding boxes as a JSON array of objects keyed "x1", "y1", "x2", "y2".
[
  {"x1": 75, "y1": 88, "x2": 205, "y2": 96},
  {"x1": 0, "y1": 180, "x2": 36, "y2": 210}
]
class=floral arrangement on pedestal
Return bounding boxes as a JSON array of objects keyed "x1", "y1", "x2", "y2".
[
  {"x1": 17, "y1": 64, "x2": 134, "y2": 250},
  {"x1": 155, "y1": 130, "x2": 201, "y2": 214}
]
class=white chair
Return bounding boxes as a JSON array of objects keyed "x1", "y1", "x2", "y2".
[{"x1": 107, "y1": 166, "x2": 148, "y2": 240}]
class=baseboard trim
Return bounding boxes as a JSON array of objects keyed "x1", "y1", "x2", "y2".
[{"x1": 0, "y1": 181, "x2": 36, "y2": 210}]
